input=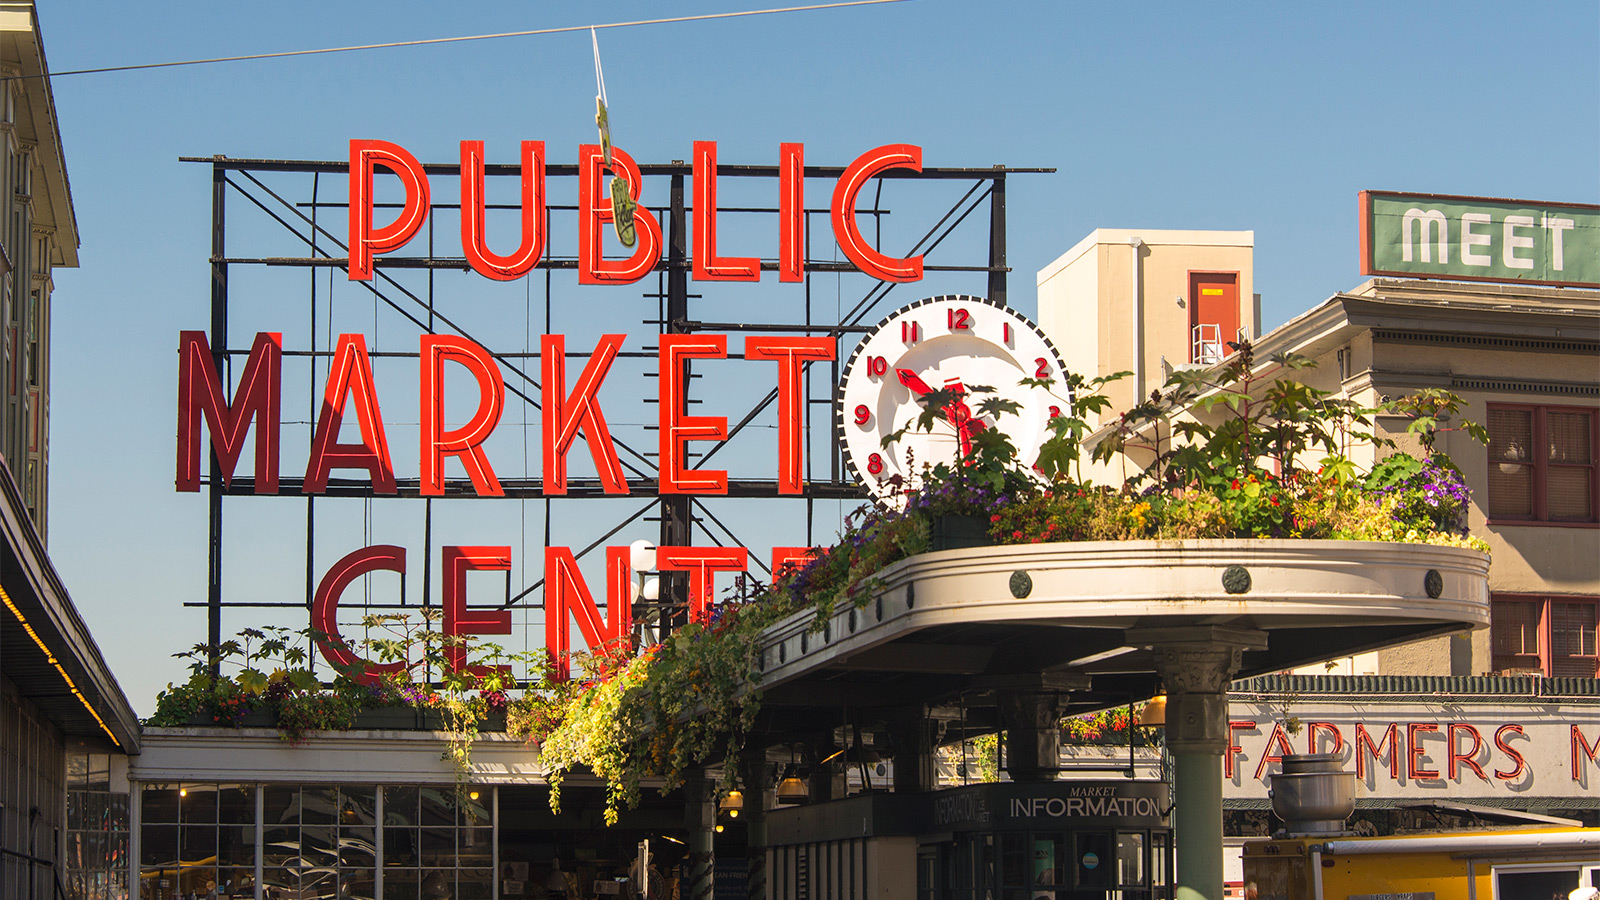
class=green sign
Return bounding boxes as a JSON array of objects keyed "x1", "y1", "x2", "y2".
[{"x1": 1360, "y1": 191, "x2": 1600, "y2": 288}]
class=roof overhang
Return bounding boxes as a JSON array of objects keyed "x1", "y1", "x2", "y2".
[
  {"x1": 0, "y1": 453, "x2": 138, "y2": 751},
  {"x1": 0, "y1": 3, "x2": 78, "y2": 267}
]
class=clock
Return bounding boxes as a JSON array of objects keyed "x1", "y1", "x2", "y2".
[{"x1": 836, "y1": 295, "x2": 1067, "y2": 506}]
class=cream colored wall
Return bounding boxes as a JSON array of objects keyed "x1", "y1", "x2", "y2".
[
  {"x1": 1035, "y1": 229, "x2": 1253, "y2": 423},
  {"x1": 1035, "y1": 237, "x2": 1099, "y2": 386}
]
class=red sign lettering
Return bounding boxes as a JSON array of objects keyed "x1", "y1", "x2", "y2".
[
  {"x1": 830, "y1": 144, "x2": 924, "y2": 283},
  {"x1": 420, "y1": 335, "x2": 505, "y2": 497},
  {"x1": 1407, "y1": 722, "x2": 1441, "y2": 780},
  {"x1": 1356, "y1": 722, "x2": 1399, "y2": 781},
  {"x1": 442, "y1": 546, "x2": 513, "y2": 675},
  {"x1": 659, "y1": 335, "x2": 729, "y2": 494},
  {"x1": 578, "y1": 144, "x2": 661, "y2": 284},
  {"x1": 348, "y1": 140, "x2": 429, "y2": 281},
  {"x1": 460, "y1": 140, "x2": 546, "y2": 280},
  {"x1": 305, "y1": 334, "x2": 395, "y2": 494},
  {"x1": 1495, "y1": 724, "x2": 1528, "y2": 781},
  {"x1": 544, "y1": 547, "x2": 632, "y2": 681},
  {"x1": 176, "y1": 330, "x2": 281, "y2": 494},
  {"x1": 1574, "y1": 724, "x2": 1600, "y2": 782},
  {"x1": 655, "y1": 546, "x2": 748, "y2": 622},
  {"x1": 693, "y1": 141, "x2": 759, "y2": 282},
  {"x1": 311, "y1": 545, "x2": 407, "y2": 684},
  {"x1": 541, "y1": 334, "x2": 628, "y2": 495},
  {"x1": 744, "y1": 336, "x2": 836, "y2": 494}
]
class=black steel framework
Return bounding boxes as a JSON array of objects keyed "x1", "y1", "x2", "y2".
[{"x1": 180, "y1": 152, "x2": 1050, "y2": 665}]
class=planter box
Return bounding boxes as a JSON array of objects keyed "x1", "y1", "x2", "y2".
[
  {"x1": 931, "y1": 514, "x2": 993, "y2": 552},
  {"x1": 184, "y1": 711, "x2": 275, "y2": 728},
  {"x1": 353, "y1": 707, "x2": 420, "y2": 730}
]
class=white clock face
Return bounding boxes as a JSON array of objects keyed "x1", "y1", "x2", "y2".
[{"x1": 836, "y1": 295, "x2": 1067, "y2": 506}]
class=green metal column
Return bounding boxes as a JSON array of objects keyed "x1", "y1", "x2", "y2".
[
  {"x1": 684, "y1": 772, "x2": 715, "y2": 900},
  {"x1": 1173, "y1": 750, "x2": 1224, "y2": 900},
  {"x1": 1128, "y1": 627, "x2": 1267, "y2": 900}
]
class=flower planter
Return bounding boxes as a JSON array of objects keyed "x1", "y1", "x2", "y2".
[
  {"x1": 183, "y1": 711, "x2": 276, "y2": 728},
  {"x1": 931, "y1": 514, "x2": 993, "y2": 552},
  {"x1": 352, "y1": 707, "x2": 421, "y2": 730}
]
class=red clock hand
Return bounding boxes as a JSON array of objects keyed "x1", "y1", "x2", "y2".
[
  {"x1": 895, "y1": 368, "x2": 935, "y2": 396},
  {"x1": 897, "y1": 369, "x2": 988, "y2": 458}
]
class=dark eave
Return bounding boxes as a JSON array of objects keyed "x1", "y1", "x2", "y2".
[{"x1": 0, "y1": 453, "x2": 138, "y2": 751}]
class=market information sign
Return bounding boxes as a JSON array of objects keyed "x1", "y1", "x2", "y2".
[{"x1": 1359, "y1": 190, "x2": 1600, "y2": 288}]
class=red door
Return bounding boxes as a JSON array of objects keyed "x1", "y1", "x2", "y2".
[{"x1": 1189, "y1": 272, "x2": 1240, "y2": 363}]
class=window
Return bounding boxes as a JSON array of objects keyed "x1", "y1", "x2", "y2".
[
  {"x1": 1487, "y1": 404, "x2": 1597, "y2": 523},
  {"x1": 1492, "y1": 595, "x2": 1599, "y2": 677}
]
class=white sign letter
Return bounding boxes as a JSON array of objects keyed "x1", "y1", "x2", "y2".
[
  {"x1": 1402, "y1": 208, "x2": 1449, "y2": 263},
  {"x1": 1543, "y1": 215, "x2": 1574, "y2": 271},
  {"x1": 1461, "y1": 213, "x2": 1492, "y2": 267},
  {"x1": 1502, "y1": 215, "x2": 1535, "y2": 270}
]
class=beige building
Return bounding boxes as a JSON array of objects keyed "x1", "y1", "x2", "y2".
[
  {"x1": 1246, "y1": 277, "x2": 1599, "y2": 678},
  {"x1": 0, "y1": 0, "x2": 77, "y2": 538},
  {"x1": 1036, "y1": 228, "x2": 1257, "y2": 420}
]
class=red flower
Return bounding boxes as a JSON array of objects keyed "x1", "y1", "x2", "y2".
[
  {"x1": 1230, "y1": 479, "x2": 1241, "y2": 490},
  {"x1": 1269, "y1": 496, "x2": 1280, "y2": 506},
  {"x1": 1012, "y1": 530, "x2": 1024, "y2": 539},
  {"x1": 990, "y1": 514, "x2": 1002, "y2": 523}
]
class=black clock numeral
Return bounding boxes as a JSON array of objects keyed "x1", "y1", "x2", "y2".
[
  {"x1": 867, "y1": 453, "x2": 885, "y2": 475},
  {"x1": 854, "y1": 404, "x2": 871, "y2": 426},
  {"x1": 866, "y1": 355, "x2": 888, "y2": 377},
  {"x1": 947, "y1": 307, "x2": 971, "y2": 331},
  {"x1": 1035, "y1": 357, "x2": 1050, "y2": 378}
]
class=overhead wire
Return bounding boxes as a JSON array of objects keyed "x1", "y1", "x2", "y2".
[{"x1": 14, "y1": 1, "x2": 913, "y2": 81}]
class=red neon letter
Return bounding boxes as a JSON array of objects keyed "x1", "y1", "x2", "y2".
[
  {"x1": 1408, "y1": 723, "x2": 1441, "y2": 780},
  {"x1": 1495, "y1": 724, "x2": 1528, "y2": 781},
  {"x1": 348, "y1": 140, "x2": 430, "y2": 281},
  {"x1": 659, "y1": 335, "x2": 729, "y2": 494},
  {"x1": 578, "y1": 144, "x2": 662, "y2": 284},
  {"x1": 305, "y1": 334, "x2": 396, "y2": 494},
  {"x1": 1254, "y1": 722, "x2": 1297, "y2": 781},
  {"x1": 442, "y1": 546, "x2": 513, "y2": 675},
  {"x1": 830, "y1": 144, "x2": 924, "y2": 283},
  {"x1": 1574, "y1": 724, "x2": 1600, "y2": 782},
  {"x1": 745, "y1": 336, "x2": 835, "y2": 494},
  {"x1": 542, "y1": 334, "x2": 628, "y2": 495},
  {"x1": 779, "y1": 142, "x2": 805, "y2": 282},
  {"x1": 544, "y1": 546, "x2": 633, "y2": 682},
  {"x1": 692, "y1": 141, "x2": 759, "y2": 282},
  {"x1": 460, "y1": 140, "x2": 545, "y2": 280},
  {"x1": 311, "y1": 545, "x2": 407, "y2": 685},
  {"x1": 1307, "y1": 721, "x2": 1345, "y2": 756},
  {"x1": 177, "y1": 331, "x2": 281, "y2": 493},
  {"x1": 772, "y1": 546, "x2": 823, "y2": 579},
  {"x1": 1226, "y1": 720, "x2": 1256, "y2": 780},
  {"x1": 1448, "y1": 723, "x2": 1487, "y2": 782},
  {"x1": 1356, "y1": 723, "x2": 1399, "y2": 781},
  {"x1": 420, "y1": 335, "x2": 504, "y2": 497},
  {"x1": 655, "y1": 546, "x2": 748, "y2": 623}
]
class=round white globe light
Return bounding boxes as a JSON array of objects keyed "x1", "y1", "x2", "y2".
[{"x1": 629, "y1": 539, "x2": 657, "y2": 572}]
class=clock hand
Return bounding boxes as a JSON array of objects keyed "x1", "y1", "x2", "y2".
[{"x1": 895, "y1": 368, "x2": 935, "y2": 396}]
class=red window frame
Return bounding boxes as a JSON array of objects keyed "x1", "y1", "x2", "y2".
[
  {"x1": 1485, "y1": 403, "x2": 1598, "y2": 526},
  {"x1": 1490, "y1": 594, "x2": 1599, "y2": 678}
]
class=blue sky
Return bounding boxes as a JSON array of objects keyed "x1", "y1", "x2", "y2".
[{"x1": 34, "y1": 2, "x2": 1599, "y2": 714}]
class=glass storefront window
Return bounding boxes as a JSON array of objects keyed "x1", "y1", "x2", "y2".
[
  {"x1": 1116, "y1": 831, "x2": 1146, "y2": 887},
  {"x1": 67, "y1": 750, "x2": 130, "y2": 900}
]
